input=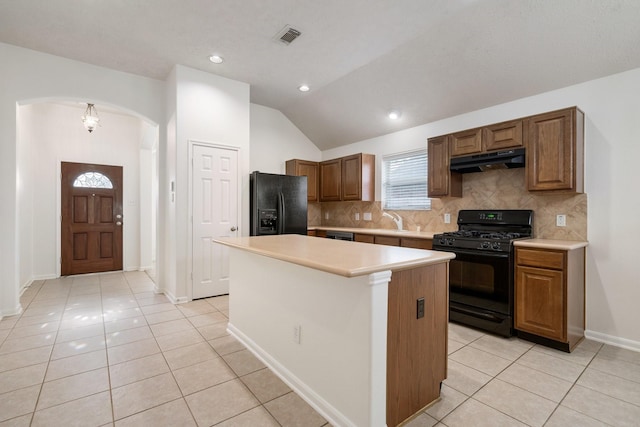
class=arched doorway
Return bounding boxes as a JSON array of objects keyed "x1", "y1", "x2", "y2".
[{"x1": 16, "y1": 100, "x2": 159, "y2": 279}]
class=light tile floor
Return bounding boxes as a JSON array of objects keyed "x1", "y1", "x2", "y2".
[{"x1": 0, "y1": 272, "x2": 638, "y2": 426}]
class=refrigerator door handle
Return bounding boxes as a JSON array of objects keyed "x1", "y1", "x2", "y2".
[{"x1": 278, "y1": 192, "x2": 286, "y2": 234}]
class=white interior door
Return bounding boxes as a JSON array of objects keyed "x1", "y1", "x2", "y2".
[{"x1": 192, "y1": 144, "x2": 239, "y2": 298}]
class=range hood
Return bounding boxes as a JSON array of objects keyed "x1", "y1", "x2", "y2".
[{"x1": 450, "y1": 148, "x2": 526, "y2": 174}]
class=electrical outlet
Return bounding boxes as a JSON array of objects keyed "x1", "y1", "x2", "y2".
[
  {"x1": 324, "y1": 212, "x2": 329, "y2": 220},
  {"x1": 355, "y1": 212, "x2": 360, "y2": 220},
  {"x1": 444, "y1": 213, "x2": 451, "y2": 224},
  {"x1": 556, "y1": 214, "x2": 567, "y2": 227},
  {"x1": 293, "y1": 324, "x2": 301, "y2": 344},
  {"x1": 417, "y1": 298, "x2": 425, "y2": 319},
  {"x1": 363, "y1": 212, "x2": 372, "y2": 221}
]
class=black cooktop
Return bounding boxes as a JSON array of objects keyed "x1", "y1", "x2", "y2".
[{"x1": 433, "y1": 210, "x2": 533, "y2": 253}]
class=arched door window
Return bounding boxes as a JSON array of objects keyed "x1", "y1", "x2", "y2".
[{"x1": 73, "y1": 172, "x2": 113, "y2": 189}]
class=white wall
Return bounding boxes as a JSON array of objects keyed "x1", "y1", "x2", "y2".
[
  {"x1": 163, "y1": 65, "x2": 250, "y2": 302},
  {"x1": 18, "y1": 102, "x2": 151, "y2": 279},
  {"x1": 0, "y1": 42, "x2": 165, "y2": 317},
  {"x1": 250, "y1": 104, "x2": 322, "y2": 174},
  {"x1": 321, "y1": 67, "x2": 640, "y2": 349},
  {"x1": 16, "y1": 106, "x2": 34, "y2": 290}
]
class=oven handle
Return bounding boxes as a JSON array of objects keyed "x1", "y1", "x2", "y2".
[{"x1": 433, "y1": 247, "x2": 510, "y2": 259}]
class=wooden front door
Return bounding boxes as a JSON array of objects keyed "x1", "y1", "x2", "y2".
[{"x1": 61, "y1": 162, "x2": 123, "y2": 276}]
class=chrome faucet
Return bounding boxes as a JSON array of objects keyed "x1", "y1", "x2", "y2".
[{"x1": 382, "y1": 211, "x2": 403, "y2": 231}]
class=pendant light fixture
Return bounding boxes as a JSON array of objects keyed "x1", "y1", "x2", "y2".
[{"x1": 81, "y1": 103, "x2": 100, "y2": 133}]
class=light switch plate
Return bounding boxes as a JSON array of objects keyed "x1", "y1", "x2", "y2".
[
  {"x1": 363, "y1": 212, "x2": 372, "y2": 221},
  {"x1": 325, "y1": 212, "x2": 329, "y2": 220},
  {"x1": 355, "y1": 212, "x2": 360, "y2": 220},
  {"x1": 444, "y1": 213, "x2": 451, "y2": 224}
]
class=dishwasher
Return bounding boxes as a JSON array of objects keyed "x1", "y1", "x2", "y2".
[{"x1": 325, "y1": 231, "x2": 355, "y2": 241}]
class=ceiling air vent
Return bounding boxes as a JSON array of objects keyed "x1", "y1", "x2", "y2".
[{"x1": 275, "y1": 26, "x2": 302, "y2": 45}]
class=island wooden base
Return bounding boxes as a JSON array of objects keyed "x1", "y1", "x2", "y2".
[{"x1": 387, "y1": 264, "x2": 448, "y2": 426}]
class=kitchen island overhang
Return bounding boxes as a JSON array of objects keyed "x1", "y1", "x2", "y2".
[{"x1": 213, "y1": 235, "x2": 455, "y2": 427}]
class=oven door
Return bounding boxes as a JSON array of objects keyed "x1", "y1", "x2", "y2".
[{"x1": 446, "y1": 248, "x2": 514, "y2": 335}]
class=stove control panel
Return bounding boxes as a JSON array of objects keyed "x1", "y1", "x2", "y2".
[
  {"x1": 478, "y1": 212, "x2": 503, "y2": 221},
  {"x1": 434, "y1": 237, "x2": 510, "y2": 252}
]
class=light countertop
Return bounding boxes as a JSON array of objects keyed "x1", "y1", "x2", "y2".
[
  {"x1": 514, "y1": 239, "x2": 588, "y2": 250},
  {"x1": 309, "y1": 226, "x2": 438, "y2": 239},
  {"x1": 213, "y1": 234, "x2": 455, "y2": 277}
]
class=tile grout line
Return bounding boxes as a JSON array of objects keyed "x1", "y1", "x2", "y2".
[{"x1": 27, "y1": 276, "x2": 69, "y2": 426}]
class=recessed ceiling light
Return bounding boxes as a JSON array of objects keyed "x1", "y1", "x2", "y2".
[
  {"x1": 388, "y1": 110, "x2": 401, "y2": 120},
  {"x1": 298, "y1": 84, "x2": 310, "y2": 92},
  {"x1": 209, "y1": 55, "x2": 224, "y2": 64}
]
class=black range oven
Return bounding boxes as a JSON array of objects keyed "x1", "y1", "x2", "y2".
[{"x1": 432, "y1": 210, "x2": 533, "y2": 337}]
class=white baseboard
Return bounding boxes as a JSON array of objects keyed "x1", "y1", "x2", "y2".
[
  {"x1": 227, "y1": 323, "x2": 353, "y2": 427},
  {"x1": 19, "y1": 279, "x2": 33, "y2": 296},
  {"x1": 585, "y1": 329, "x2": 640, "y2": 353},
  {"x1": 31, "y1": 274, "x2": 57, "y2": 280},
  {"x1": 0, "y1": 303, "x2": 23, "y2": 318},
  {"x1": 162, "y1": 288, "x2": 188, "y2": 304}
]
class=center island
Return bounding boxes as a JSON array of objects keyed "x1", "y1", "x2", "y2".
[{"x1": 213, "y1": 234, "x2": 455, "y2": 427}]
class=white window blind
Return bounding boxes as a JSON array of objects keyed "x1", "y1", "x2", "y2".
[{"x1": 382, "y1": 149, "x2": 430, "y2": 210}]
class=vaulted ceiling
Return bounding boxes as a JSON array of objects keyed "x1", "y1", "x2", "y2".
[{"x1": 2, "y1": 0, "x2": 639, "y2": 149}]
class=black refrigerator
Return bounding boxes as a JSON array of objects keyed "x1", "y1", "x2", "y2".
[{"x1": 250, "y1": 172, "x2": 308, "y2": 236}]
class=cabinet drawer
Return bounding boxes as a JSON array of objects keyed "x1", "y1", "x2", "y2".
[
  {"x1": 516, "y1": 248, "x2": 565, "y2": 270},
  {"x1": 375, "y1": 236, "x2": 400, "y2": 246},
  {"x1": 354, "y1": 233, "x2": 375, "y2": 244},
  {"x1": 400, "y1": 238, "x2": 432, "y2": 250}
]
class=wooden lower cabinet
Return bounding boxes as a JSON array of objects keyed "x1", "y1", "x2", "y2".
[
  {"x1": 354, "y1": 233, "x2": 375, "y2": 243},
  {"x1": 515, "y1": 247, "x2": 585, "y2": 352},
  {"x1": 401, "y1": 237, "x2": 433, "y2": 250},
  {"x1": 387, "y1": 263, "x2": 448, "y2": 426},
  {"x1": 375, "y1": 235, "x2": 400, "y2": 246},
  {"x1": 515, "y1": 265, "x2": 565, "y2": 341}
]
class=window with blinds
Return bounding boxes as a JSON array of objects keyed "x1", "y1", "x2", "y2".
[{"x1": 382, "y1": 149, "x2": 431, "y2": 210}]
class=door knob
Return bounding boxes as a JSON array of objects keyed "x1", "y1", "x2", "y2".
[
  {"x1": 230, "y1": 226, "x2": 237, "y2": 232},
  {"x1": 116, "y1": 221, "x2": 122, "y2": 226},
  {"x1": 116, "y1": 214, "x2": 122, "y2": 219}
]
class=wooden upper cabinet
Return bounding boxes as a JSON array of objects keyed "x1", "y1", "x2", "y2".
[
  {"x1": 526, "y1": 107, "x2": 584, "y2": 193},
  {"x1": 342, "y1": 153, "x2": 375, "y2": 201},
  {"x1": 428, "y1": 136, "x2": 462, "y2": 198},
  {"x1": 483, "y1": 119, "x2": 524, "y2": 151},
  {"x1": 319, "y1": 153, "x2": 375, "y2": 202},
  {"x1": 319, "y1": 158, "x2": 342, "y2": 202},
  {"x1": 286, "y1": 159, "x2": 319, "y2": 202},
  {"x1": 451, "y1": 128, "x2": 482, "y2": 156}
]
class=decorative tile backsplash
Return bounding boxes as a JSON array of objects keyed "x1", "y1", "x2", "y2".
[{"x1": 313, "y1": 168, "x2": 587, "y2": 241}]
